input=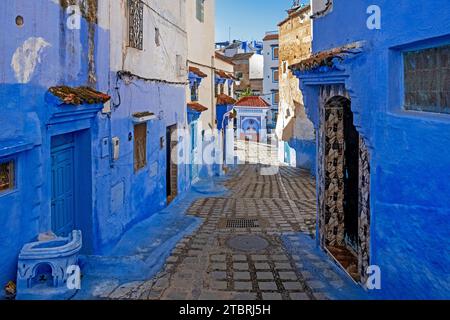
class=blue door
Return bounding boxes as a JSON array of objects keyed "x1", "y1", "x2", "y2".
[{"x1": 51, "y1": 134, "x2": 75, "y2": 237}]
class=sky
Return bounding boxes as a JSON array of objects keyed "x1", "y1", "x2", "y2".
[{"x1": 215, "y1": 0, "x2": 309, "y2": 42}]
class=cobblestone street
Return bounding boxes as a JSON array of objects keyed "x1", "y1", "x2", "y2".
[{"x1": 102, "y1": 141, "x2": 362, "y2": 301}]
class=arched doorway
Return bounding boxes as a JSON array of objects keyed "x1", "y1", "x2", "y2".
[
  {"x1": 317, "y1": 90, "x2": 371, "y2": 284},
  {"x1": 241, "y1": 117, "x2": 261, "y2": 142}
]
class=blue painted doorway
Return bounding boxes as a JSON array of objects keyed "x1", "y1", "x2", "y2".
[{"x1": 51, "y1": 133, "x2": 75, "y2": 237}]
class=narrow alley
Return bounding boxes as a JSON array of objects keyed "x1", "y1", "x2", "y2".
[{"x1": 99, "y1": 141, "x2": 363, "y2": 301}]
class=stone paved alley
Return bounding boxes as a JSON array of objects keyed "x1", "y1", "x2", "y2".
[{"x1": 100, "y1": 141, "x2": 365, "y2": 301}]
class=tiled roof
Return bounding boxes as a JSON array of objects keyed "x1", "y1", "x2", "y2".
[
  {"x1": 215, "y1": 70, "x2": 230, "y2": 79},
  {"x1": 187, "y1": 102, "x2": 208, "y2": 113},
  {"x1": 216, "y1": 94, "x2": 237, "y2": 105},
  {"x1": 215, "y1": 70, "x2": 238, "y2": 81},
  {"x1": 263, "y1": 33, "x2": 279, "y2": 41},
  {"x1": 234, "y1": 96, "x2": 270, "y2": 108},
  {"x1": 189, "y1": 66, "x2": 208, "y2": 78},
  {"x1": 289, "y1": 42, "x2": 363, "y2": 72},
  {"x1": 48, "y1": 86, "x2": 111, "y2": 105},
  {"x1": 215, "y1": 52, "x2": 235, "y2": 65}
]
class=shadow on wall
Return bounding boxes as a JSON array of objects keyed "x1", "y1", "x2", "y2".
[{"x1": 287, "y1": 138, "x2": 316, "y2": 176}]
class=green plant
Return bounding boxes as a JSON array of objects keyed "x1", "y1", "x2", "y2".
[{"x1": 239, "y1": 88, "x2": 253, "y2": 98}]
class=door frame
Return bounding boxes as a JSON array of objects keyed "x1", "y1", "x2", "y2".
[
  {"x1": 50, "y1": 129, "x2": 93, "y2": 253},
  {"x1": 166, "y1": 124, "x2": 178, "y2": 204},
  {"x1": 317, "y1": 85, "x2": 371, "y2": 285}
]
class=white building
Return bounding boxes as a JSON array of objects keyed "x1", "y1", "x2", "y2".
[
  {"x1": 262, "y1": 31, "x2": 279, "y2": 131},
  {"x1": 186, "y1": 0, "x2": 216, "y2": 131}
]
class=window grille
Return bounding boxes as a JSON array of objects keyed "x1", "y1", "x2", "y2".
[
  {"x1": 404, "y1": 44, "x2": 450, "y2": 114},
  {"x1": 0, "y1": 160, "x2": 14, "y2": 192}
]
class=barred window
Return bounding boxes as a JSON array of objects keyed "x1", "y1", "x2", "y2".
[
  {"x1": 196, "y1": 0, "x2": 205, "y2": 23},
  {"x1": 0, "y1": 160, "x2": 14, "y2": 192},
  {"x1": 128, "y1": 0, "x2": 144, "y2": 50},
  {"x1": 404, "y1": 44, "x2": 450, "y2": 114},
  {"x1": 134, "y1": 123, "x2": 147, "y2": 172}
]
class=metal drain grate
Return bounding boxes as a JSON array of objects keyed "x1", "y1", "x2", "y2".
[{"x1": 226, "y1": 218, "x2": 260, "y2": 229}]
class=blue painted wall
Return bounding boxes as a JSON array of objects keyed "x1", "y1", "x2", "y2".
[
  {"x1": 287, "y1": 138, "x2": 316, "y2": 174},
  {"x1": 98, "y1": 77, "x2": 190, "y2": 254},
  {"x1": 0, "y1": 0, "x2": 192, "y2": 296},
  {"x1": 216, "y1": 104, "x2": 233, "y2": 131},
  {"x1": 296, "y1": 0, "x2": 450, "y2": 299}
]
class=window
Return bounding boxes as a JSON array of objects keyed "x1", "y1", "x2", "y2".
[
  {"x1": 128, "y1": 0, "x2": 144, "y2": 50},
  {"x1": 196, "y1": 0, "x2": 205, "y2": 23},
  {"x1": 272, "y1": 46, "x2": 279, "y2": 60},
  {"x1": 228, "y1": 84, "x2": 232, "y2": 96},
  {"x1": 236, "y1": 72, "x2": 243, "y2": 80},
  {"x1": 282, "y1": 61, "x2": 288, "y2": 74},
  {"x1": 272, "y1": 68, "x2": 279, "y2": 83},
  {"x1": 134, "y1": 123, "x2": 147, "y2": 172},
  {"x1": 191, "y1": 82, "x2": 199, "y2": 101},
  {"x1": 0, "y1": 160, "x2": 15, "y2": 193},
  {"x1": 155, "y1": 27, "x2": 160, "y2": 47},
  {"x1": 220, "y1": 84, "x2": 225, "y2": 95},
  {"x1": 404, "y1": 44, "x2": 450, "y2": 114},
  {"x1": 273, "y1": 91, "x2": 279, "y2": 104}
]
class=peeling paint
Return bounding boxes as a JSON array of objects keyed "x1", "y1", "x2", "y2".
[{"x1": 11, "y1": 37, "x2": 51, "y2": 84}]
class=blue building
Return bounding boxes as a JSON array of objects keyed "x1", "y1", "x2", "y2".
[
  {"x1": 291, "y1": 0, "x2": 450, "y2": 298},
  {"x1": 0, "y1": 0, "x2": 193, "y2": 297}
]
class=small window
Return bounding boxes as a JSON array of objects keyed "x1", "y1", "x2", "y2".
[
  {"x1": 236, "y1": 72, "x2": 243, "y2": 80},
  {"x1": 191, "y1": 82, "x2": 199, "y2": 101},
  {"x1": 0, "y1": 160, "x2": 15, "y2": 193},
  {"x1": 273, "y1": 92, "x2": 279, "y2": 104},
  {"x1": 404, "y1": 44, "x2": 450, "y2": 114},
  {"x1": 155, "y1": 27, "x2": 160, "y2": 47},
  {"x1": 282, "y1": 61, "x2": 288, "y2": 74},
  {"x1": 196, "y1": 0, "x2": 205, "y2": 23},
  {"x1": 273, "y1": 46, "x2": 279, "y2": 60},
  {"x1": 134, "y1": 123, "x2": 147, "y2": 172},
  {"x1": 272, "y1": 69, "x2": 279, "y2": 83},
  {"x1": 128, "y1": 0, "x2": 144, "y2": 50}
]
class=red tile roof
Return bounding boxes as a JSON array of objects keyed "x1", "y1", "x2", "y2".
[
  {"x1": 48, "y1": 86, "x2": 111, "y2": 105},
  {"x1": 215, "y1": 70, "x2": 238, "y2": 81},
  {"x1": 234, "y1": 96, "x2": 271, "y2": 108},
  {"x1": 263, "y1": 33, "x2": 279, "y2": 41},
  {"x1": 215, "y1": 70, "x2": 230, "y2": 79},
  {"x1": 189, "y1": 66, "x2": 208, "y2": 78},
  {"x1": 216, "y1": 94, "x2": 237, "y2": 105},
  {"x1": 187, "y1": 102, "x2": 208, "y2": 113}
]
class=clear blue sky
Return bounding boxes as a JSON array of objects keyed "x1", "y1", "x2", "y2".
[{"x1": 215, "y1": 0, "x2": 309, "y2": 42}]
